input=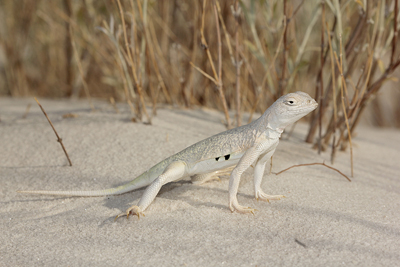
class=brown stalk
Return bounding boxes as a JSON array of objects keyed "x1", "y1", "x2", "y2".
[
  {"x1": 136, "y1": 0, "x2": 172, "y2": 107},
  {"x1": 347, "y1": 27, "x2": 400, "y2": 142},
  {"x1": 116, "y1": 0, "x2": 151, "y2": 124},
  {"x1": 274, "y1": 162, "x2": 351, "y2": 182},
  {"x1": 63, "y1": 0, "x2": 73, "y2": 97},
  {"x1": 200, "y1": 0, "x2": 218, "y2": 80},
  {"x1": 333, "y1": 34, "x2": 353, "y2": 177},
  {"x1": 233, "y1": 0, "x2": 242, "y2": 126},
  {"x1": 189, "y1": 62, "x2": 217, "y2": 84},
  {"x1": 191, "y1": 0, "x2": 230, "y2": 128},
  {"x1": 69, "y1": 27, "x2": 95, "y2": 111},
  {"x1": 291, "y1": 0, "x2": 305, "y2": 19},
  {"x1": 213, "y1": 1, "x2": 231, "y2": 128},
  {"x1": 144, "y1": 44, "x2": 158, "y2": 114},
  {"x1": 390, "y1": 0, "x2": 398, "y2": 66},
  {"x1": 146, "y1": 18, "x2": 174, "y2": 106},
  {"x1": 278, "y1": 0, "x2": 288, "y2": 98},
  {"x1": 326, "y1": 22, "x2": 337, "y2": 164},
  {"x1": 248, "y1": 16, "x2": 287, "y2": 123},
  {"x1": 317, "y1": 2, "x2": 326, "y2": 154},
  {"x1": 34, "y1": 97, "x2": 72, "y2": 166},
  {"x1": 114, "y1": 50, "x2": 136, "y2": 116},
  {"x1": 350, "y1": 53, "x2": 374, "y2": 124},
  {"x1": 216, "y1": 1, "x2": 234, "y2": 64},
  {"x1": 306, "y1": 11, "x2": 367, "y2": 144}
]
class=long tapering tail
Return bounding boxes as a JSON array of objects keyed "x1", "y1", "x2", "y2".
[{"x1": 17, "y1": 171, "x2": 152, "y2": 197}]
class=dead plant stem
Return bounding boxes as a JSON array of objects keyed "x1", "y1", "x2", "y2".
[
  {"x1": 234, "y1": 0, "x2": 242, "y2": 126},
  {"x1": 69, "y1": 27, "x2": 94, "y2": 111},
  {"x1": 326, "y1": 21, "x2": 337, "y2": 164},
  {"x1": 116, "y1": 0, "x2": 151, "y2": 123},
  {"x1": 213, "y1": 1, "x2": 231, "y2": 128},
  {"x1": 274, "y1": 162, "x2": 351, "y2": 182},
  {"x1": 34, "y1": 97, "x2": 72, "y2": 166},
  {"x1": 318, "y1": 1, "x2": 325, "y2": 154}
]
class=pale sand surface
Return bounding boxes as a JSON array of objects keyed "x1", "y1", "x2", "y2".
[{"x1": 1, "y1": 98, "x2": 399, "y2": 266}]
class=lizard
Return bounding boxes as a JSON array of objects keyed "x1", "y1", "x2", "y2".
[{"x1": 18, "y1": 91, "x2": 318, "y2": 220}]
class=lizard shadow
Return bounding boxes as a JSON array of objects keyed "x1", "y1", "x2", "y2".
[{"x1": 99, "y1": 179, "x2": 255, "y2": 224}]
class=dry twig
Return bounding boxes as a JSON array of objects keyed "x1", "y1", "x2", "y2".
[
  {"x1": 334, "y1": 34, "x2": 353, "y2": 177},
  {"x1": 233, "y1": 0, "x2": 242, "y2": 126},
  {"x1": 34, "y1": 97, "x2": 73, "y2": 166},
  {"x1": 190, "y1": 0, "x2": 231, "y2": 128},
  {"x1": 274, "y1": 162, "x2": 351, "y2": 182},
  {"x1": 69, "y1": 27, "x2": 95, "y2": 111},
  {"x1": 116, "y1": 0, "x2": 151, "y2": 124},
  {"x1": 318, "y1": 2, "x2": 325, "y2": 154}
]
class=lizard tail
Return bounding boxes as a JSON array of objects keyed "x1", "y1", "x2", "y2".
[{"x1": 17, "y1": 171, "x2": 152, "y2": 197}]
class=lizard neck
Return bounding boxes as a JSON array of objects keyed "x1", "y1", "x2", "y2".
[
  {"x1": 255, "y1": 108, "x2": 286, "y2": 139},
  {"x1": 264, "y1": 124, "x2": 284, "y2": 139}
]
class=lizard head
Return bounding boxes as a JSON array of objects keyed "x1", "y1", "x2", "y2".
[{"x1": 267, "y1": 91, "x2": 318, "y2": 129}]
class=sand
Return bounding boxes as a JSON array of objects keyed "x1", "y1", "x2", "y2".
[{"x1": 1, "y1": 97, "x2": 399, "y2": 266}]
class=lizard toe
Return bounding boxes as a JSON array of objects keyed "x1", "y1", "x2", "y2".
[
  {"x1": 256, "y1": 189, "x2": 285, "y2": 202},
  {"x1": 114, "y1": 205, "x2": 144, "y2": 221}
]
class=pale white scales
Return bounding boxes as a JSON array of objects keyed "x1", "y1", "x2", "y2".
[{"x1": 18, "y1": 91, "x2": 318, "y2": 220}]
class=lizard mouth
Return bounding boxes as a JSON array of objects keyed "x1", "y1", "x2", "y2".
[{"x1": 285, "y1": 103, "x2": 318, "y2": 114}]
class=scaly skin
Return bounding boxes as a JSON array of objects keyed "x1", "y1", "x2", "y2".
[{"x1": 18, "y1": 91, "x2": 318, "y2": 220}]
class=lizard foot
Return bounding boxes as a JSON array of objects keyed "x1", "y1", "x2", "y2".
[
  {"x1": 256, "y1": 190, "x2": 285, "y2": 202},
  {"x1": 229, "y1": 199, "x2": 257, "y2": 214},
  {"x1": 114, "y1": 205, "x2": 144, "y2": 221}
]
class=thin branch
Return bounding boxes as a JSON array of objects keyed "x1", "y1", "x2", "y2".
[
  {"x1": 279, "y1": 0, "x2": 288, "y2": 98},
  {"x1": 216, "y1": 1, "x2": 234, "y2": 63},
  {"x1": 189, "y1": 62, "x2": 217, "y2": 84},
  {"x1": 326, "y1": 21, "x2": 337, "y2": 164},
  {"x1": 116, "y1": 0, "x2": 152, "y2": 123},
  {"x1": 334, "y1": 34, "x2": 353, "y2": 177},
  {"x1": 34, "y1": 97, "x2": 73, "y2": 166},
  {"x1": 318, "y1": 1, "x2": 325, "y2": 154},
  {"x1": 200, "y1": 0, "x2": 218, "y2": 81},
  {"x1": 69, "y1": 26, "x2": 95, "y2": 111},
  {"x1": 214, "y1": 2, "x2": 222, "y2": 84},
  {"x1": 390, "y1": 0, "x2": 398, "y2": 66},
  {"x1": 213, "y1": 0, "x2": 231, "y2": 128},
  {"x1": 274, "y1": 162, "x2": 351, "y2": 182},
  {"x1": 233, "y1": 0, "x2": 242, "y2": 126},
  {"x1": 291, "y1": 0, "x2": 305, "y2": 19},
  {"x1": 248, "y1": 16, "x2": 287, "y2": 123}
]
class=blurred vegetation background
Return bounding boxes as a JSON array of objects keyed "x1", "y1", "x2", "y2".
[{"x1": 0, "y1": 0, "x2": 399, "y2": 156}]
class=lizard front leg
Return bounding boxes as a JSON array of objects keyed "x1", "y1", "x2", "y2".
[
  {"x1": 229, "y1": 144, "x2": 265, "y2": 214},
  {"x1": 115, "y1": 161, "x2": 187, "y2": 220},
  {"x1": 254, "y1": 150, "x2": 284, "y2": 202}
]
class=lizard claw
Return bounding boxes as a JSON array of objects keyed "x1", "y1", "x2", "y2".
[
  {"x1": 234, "y1": 205, "x2": 257, "y2": 214},
  {"x1": 256, "y1": 189, "x2": 285, "y2": 202},
  {"x1": 229, "y1": 199, "x2": 257, "y2": 214},
  {"x1": 114, "y1": 205, "x2": 144, "y2": 221}
]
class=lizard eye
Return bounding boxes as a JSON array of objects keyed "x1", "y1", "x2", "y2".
[{"x1": 284, "y1": 99, "x2": 296, "y2": 106}]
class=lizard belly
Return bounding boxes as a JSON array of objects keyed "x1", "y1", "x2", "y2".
[{"x1": 187, "y1": 151, "x2": 244, "y2": 175}]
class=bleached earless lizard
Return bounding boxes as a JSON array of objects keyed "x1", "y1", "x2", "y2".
[{"x1": 18, "y1": 91, "x2": 318, "y2": 219}]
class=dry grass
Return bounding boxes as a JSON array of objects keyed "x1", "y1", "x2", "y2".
[{"x1": 0, "y1": 0, "x2": 399, "y2": 156}]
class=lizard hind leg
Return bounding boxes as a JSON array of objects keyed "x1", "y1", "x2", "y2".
[{"x1": 115, "y1": 161, "x2": 187, "y2": 220}]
